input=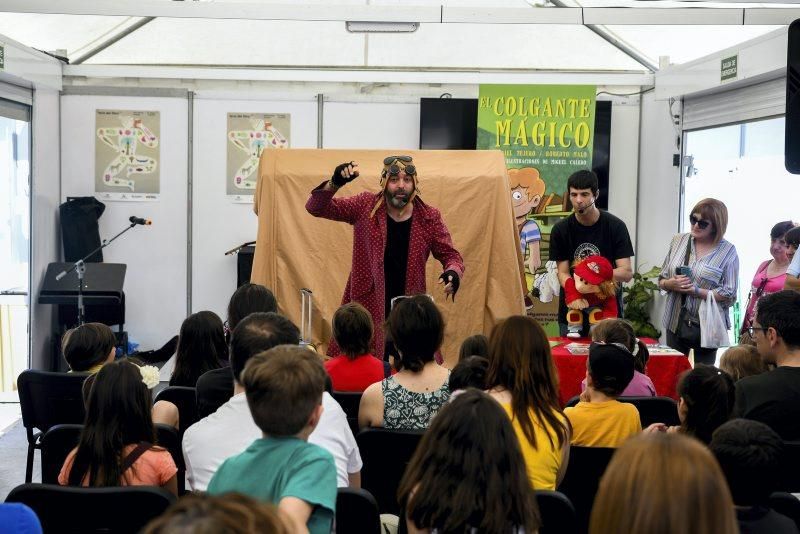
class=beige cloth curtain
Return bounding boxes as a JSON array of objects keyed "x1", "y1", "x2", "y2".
[{"x1": 252, "y1": 149, "x2": 525, "y2": 366}]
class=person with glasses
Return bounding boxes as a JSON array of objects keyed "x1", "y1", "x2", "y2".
[
  {"x1": 732, "y1": 290, "x2": 800, "y2": 440},
  {"x1": 739, "y1": 221, "x2": 795, "y2": 344},
  {"x1": 658, "y1": 198, "x2": 739, "y2": 365},
  {"x1": 306, "y1": 156, "x2": 464, "y2": 360}
]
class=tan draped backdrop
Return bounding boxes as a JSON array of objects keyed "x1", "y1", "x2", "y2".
[{"x1": 251, "y1": 149, "x2": 525, "y2": 367}]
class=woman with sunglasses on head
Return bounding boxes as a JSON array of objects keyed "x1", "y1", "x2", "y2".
[
  {"x1": 306, "y1": 155, "x2": 464, "y2": 361},
  {"x1": 738, "y1": 221, "x2": 795, "y2": 344},
  {"x1": 658, "y1": 198, "x2": 739, "y2": 365}
]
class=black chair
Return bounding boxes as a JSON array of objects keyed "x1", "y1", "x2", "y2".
[
  {"x1": 336, "y1": 487, "x2": 381, "y2": 534},
  {"x1": 18, "y1": 370, "x2": 89, "y2": 482},
  {"x1": 565, "y1": 395, "x2": 680, "y2": 428},
  {"x1": 41, "y1": 423, "x2": 185, "y2": 493},
  {"x1": 155, "y1": 423, "x2": 186, "y2": 494},
  {"x1": 332, "y1": 391, "x2": 363, "y2": 436},
  {"x1": 356, "y1": 428, "x2": 424, "y2": 515},
  {"x1": 536, "y1": 490, "x2": 578, "y2": 534},
  {"x1": 778, "y1": 441, "x2": 800, "y2": 493},
  {"x1": 618, "y1": 396, "x2": 680, "y2": 427},
  {"x1": 40, "y1": 424, "x2": 83, "y2": 484},
  {"x1": 154, "y1": 386, "x2": 198, "y2": 436},
  {"x1": 557, "y1": 446, "x2": 616, "y2": 534},
  {"x1": 5, "y1": 483, "x2": 176, "y2": 534},
  {"x1": 770, "y1": 492, "x2": 800, "y2": 530}
]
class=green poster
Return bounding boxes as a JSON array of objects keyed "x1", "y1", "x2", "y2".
[{"x1": 477, "y1": 84, "x2": 596, "y2": 332}]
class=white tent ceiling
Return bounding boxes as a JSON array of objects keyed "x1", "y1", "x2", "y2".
[{"x1": 0, "y1": 0, "x2": 793, "y2": 73}]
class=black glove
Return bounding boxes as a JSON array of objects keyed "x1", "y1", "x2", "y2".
[
  {"x1": 331, "y1": 162, "x2": 359, "y2": 188},
  {"x1": 439, "y1": 270, "x2": 460, "y2": 301}
]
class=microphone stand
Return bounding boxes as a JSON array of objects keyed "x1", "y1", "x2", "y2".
[{"x1": 55, "y1": 220, "x2": 142, "y2": 326}]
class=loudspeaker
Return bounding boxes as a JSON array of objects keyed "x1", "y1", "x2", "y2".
[
  {"x1": 787, "y1": 19, "x2": 800, "y2": 174},
  {"x1": 59, "y1": 197, "x2": 106, "y2": 262}
]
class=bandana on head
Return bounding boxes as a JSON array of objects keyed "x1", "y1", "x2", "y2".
[{"x1": 370, "y1": 156, "x2": 421, "y2": 218}]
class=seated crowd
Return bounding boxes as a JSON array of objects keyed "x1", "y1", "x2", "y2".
[{"x1": 11, "y1": 282, "x2": 800, "y2": 534}]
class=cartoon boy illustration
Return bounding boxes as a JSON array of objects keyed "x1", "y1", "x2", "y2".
[{"x1": 509, "y1": 167, "x2": 545, "y2": 276}]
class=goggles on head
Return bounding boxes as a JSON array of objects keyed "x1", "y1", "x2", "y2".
[{"x1": 382, "y1": 155, "x2": 416, "y2": 177}]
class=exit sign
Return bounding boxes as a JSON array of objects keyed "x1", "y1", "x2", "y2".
[{"x1": 721, "y1": 55, "x2": 738, "y2": 82}]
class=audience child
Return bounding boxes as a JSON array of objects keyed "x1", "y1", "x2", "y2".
[
  {"x1": 485, "y1": 315, "x2": 570, "y2": 491},
  {"x1": 458, "y1": 334, "x2": 490, "y2": 362},
  {"x1": 590, "y1": 432, "x2": 738, "y2": 534},
  {"x1": 169, "y1": 310, "x2": 228, "y2": 387},
  {"x1": 586, "y1": 318, "x2": 656, "y2": 396},
  {"x1": 324, "y1": 303, "x2": 389, "y2": 392},
  {"x1": 81, "y1": 368, "x2": 179, "y2": 429},
  {"x1": 398, "y1": 389, "x2": 541, "y2": 534},
  {"x1": 448, "y1": 355, "x2": 489, "y2": 392},
  {"x1": 566, "y1": 343, "x2": 641, "y2": 447},
  {"x1": 59, "y1": 360, "x2": 178, "y2": 495},
  {"x1": 359, "y1": 295, "x2": 450, "y2": 430},
  {"x1": 720, "y1": 344, "x2": 767, "y2": 382},
  {"x1": 183, "y1": 312, "x2": 361, "y2": 492},
  {"x1": 710, "y1": 419, "x2": 799, "y2": 534},
  {"x1": 646, "y1": 365, "x2": 735, "y2": 444},
  {"x1": 196, "y1": 284, "x2": 278, "y2": 417},
  {"x1": 61, "y1": 322, "x2": 116, "y2": 373},
  {"x1": 733, "y1": 290, "x2": 800, "y2": 440},
  {"x1": 142, "y1": 493, "x2": 291, "y2": 534},
  {"x1": 207, "y1": 346, "x2": 337, "y2": 534},
  {"x1": 227, "y1": 283, "x2": 278, "y2": 336}
]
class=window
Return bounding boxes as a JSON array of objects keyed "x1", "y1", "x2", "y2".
[
  {"x1": 0, "y1": 97, "x2": 31, "y2": 394},
  {"x1": 682, "y1": 116, "x2": 794, "y2": 339}
]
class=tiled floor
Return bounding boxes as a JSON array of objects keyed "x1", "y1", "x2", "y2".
[{"x1": 0, "y1": 403, "x2": 21, "y2": 437}]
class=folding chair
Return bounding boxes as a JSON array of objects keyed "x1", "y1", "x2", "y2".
[{"x1": 17, "y1": 370, "x2": 88, "y2": 482}]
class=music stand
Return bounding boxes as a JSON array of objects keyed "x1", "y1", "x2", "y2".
[{"x1": 39, "y1": 263, "x2": 127, "y2": 369}]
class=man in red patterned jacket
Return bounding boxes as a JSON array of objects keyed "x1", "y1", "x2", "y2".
[{"x1": 306, "y1": 155, "x2": 464, "y2": 360}]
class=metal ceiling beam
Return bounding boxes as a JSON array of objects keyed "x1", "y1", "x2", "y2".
[
  {"x1": 0, "y1": 0, "x2": 798, "y2": 25},
  {"x1": 72, "y1": 18, "x2": 155, "y2": 64},
  {"x1": 63, "y1": 64, "x2": 655, "y2": 86},
  {"x1": 548, "y1": 0, "x2": 658, "y2": 72},
  {"x1": 0, "y1": 1, "x2": 443, "y2": 23}
]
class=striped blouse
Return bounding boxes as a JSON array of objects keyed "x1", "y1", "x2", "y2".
[{"x1": 659, "y1": 233, "x2": 739, "y2": 334}]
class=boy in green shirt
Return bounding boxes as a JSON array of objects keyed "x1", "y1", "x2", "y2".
[{"x1": 207, "y1": 345, "x2": 337, "y2": 534}]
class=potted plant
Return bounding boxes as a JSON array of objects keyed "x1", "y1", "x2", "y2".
[{"x1": 622, "y1": 266, "x2": 662, "y2": 339}]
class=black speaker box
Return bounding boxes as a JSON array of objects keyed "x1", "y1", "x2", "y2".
[{"x1": 787, "y1": 19, "x2": 800, "y2": 174}]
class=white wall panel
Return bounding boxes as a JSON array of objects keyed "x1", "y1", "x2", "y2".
[
  {"x1": 191, "y1": 96, "x2": 318, "y2": 319},
  {"x1": 60, "y1": 94, "x2": 188, "y2": 350}
]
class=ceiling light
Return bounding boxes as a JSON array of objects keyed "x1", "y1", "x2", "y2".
[{"x1": 346, "y1": 21, "x2": 419, "y2": 33}]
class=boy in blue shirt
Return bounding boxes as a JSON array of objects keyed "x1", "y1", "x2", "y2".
[{"x1": 207, "y1": 345, "x2": 337, "y2": 534}]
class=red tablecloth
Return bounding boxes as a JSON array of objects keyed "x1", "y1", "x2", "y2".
[{"x1": 550, "y1": 337, "x2": 692, "y2": 406}]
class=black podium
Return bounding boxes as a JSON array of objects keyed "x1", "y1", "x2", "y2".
[
  {"x1": 225, "y1": 241, "x2": 256, "y2": 287},
  {"x1": 39, "y1": 262, "x2": 127, "y2": 369}
]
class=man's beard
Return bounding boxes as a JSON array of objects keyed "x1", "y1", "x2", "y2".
[{"x1": 386, "y1": 190, "x2": 409, "y2": 209}]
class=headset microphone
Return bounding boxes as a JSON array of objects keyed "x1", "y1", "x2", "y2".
[{"x1": 577, "y1": 198, "x2": 596, "y2": 214}]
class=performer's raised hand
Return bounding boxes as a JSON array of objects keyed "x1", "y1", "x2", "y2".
[
  {"x1": 331, "y1": 161, "x2": 359, "y2": 188},
  {"x1": 438, "y1": 270, "x2": 460, "y2": 302}
]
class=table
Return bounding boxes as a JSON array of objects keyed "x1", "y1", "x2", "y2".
[{"x1": 550, "y1": 337, "x2": 692, "y2": 406}]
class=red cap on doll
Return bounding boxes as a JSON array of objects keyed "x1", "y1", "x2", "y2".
[{"x1": 573, "y1": 255, "x2": 613, "y2": 285}]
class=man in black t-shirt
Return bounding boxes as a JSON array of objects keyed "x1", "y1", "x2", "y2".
[
  {"x1": 733, "y1": 290, "x2": 800, "y2": 440},
  {"x1": 548, "y1": 170, "x2": 634, "y2": 335}
]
